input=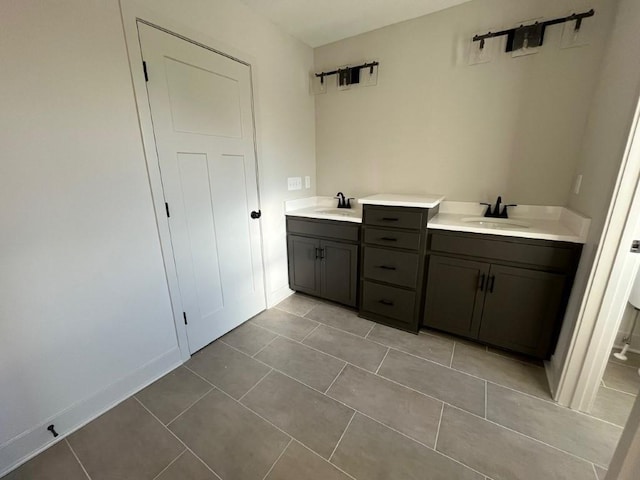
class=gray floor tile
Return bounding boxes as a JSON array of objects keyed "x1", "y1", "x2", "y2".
[
  {"x1": 136, "y1": 366, "x2": 212, "y2": 424},
  {"x1": 437, "y1": 405, "x2": 596, "y2": 480},
  {"x1": 378, "y1": 349, "x2": 485, "y2": 416},
  {"x1": 276, "y1": 293, "x2": 320, "y2": 317},
  {"x1": 265, "y1": 441, "x2": 351, "y2": 480},
  {"x1": 591, "y1": 385, "x2": 636, "y2": 427},
  {"x1": 367, "y1": 323, "x2": 454, "y2": 366},
  {"x1": 251, "y1": 308, "x2": 318, "y2": 341},
  {"x1": 68, "y1": 398, "x2": 183, "y2": 480},
  {"x1": 595, "y1": 465, "x2": 607, "y2": 480},
  {"x1": 255, "y1": 336, "x2": 346, "y2": 391},
  {"x1": 487, "y1": 383, "x2": 622, "y2": 466},
  {"x1": 331, "y1": 413, "x2": 483, "y2": 480},
  {"x1": 602, "y1": 362, "x2": 640, "y2": 395},
  {"x1": 169, "y1": 388, "x2": 290, "y2": 480},
  {"x1": 327, "y1": 364, "x2": 442, "y2": 446},
  {"x1": 241, "y1": 371, "x2": 354, "y2": 459},
  {"x1": 609, "y1": 348, "x2": 640, "y2": 368},
  {"x1": 452, "y1": 342, "x2": 550, "y2": 399},
  {"x1": 156, "y1": 451, "x2": 218, "y2": 480},
  {"x1": 305, "y1": 303, "x2": 374, "y2": 337},
  {"x1": 2, "y1": 441, "x2": 88, "y2": 480},
  {"x1": 303, "y1": 325, "x2": 388, "y2": 372},
  {"x1": 186, "y1": 341, "x2": 270, "y2": 399},
  {"x1": 220, "y1": 322, "x2": 278, "y2": 356}
]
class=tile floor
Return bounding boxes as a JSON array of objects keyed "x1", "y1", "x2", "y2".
[
  {"x1": 4, "y1": 294, "x2": 631, "y2": 480},
  {"x1": 592, "y1": 348, "x2": 640, "y2": 428}
]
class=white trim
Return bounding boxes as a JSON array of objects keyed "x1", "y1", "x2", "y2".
[
  {"x1": 118, "y1": 0, "x2": 269, "y2": 360},
  {"x1": 554, "y1": 95, "x2": 640, "y2": 410},
  {"x1": 0, "y1": 348, "x2": 181, "y2": 477},
  {"x1": 267, "y1": 284, "x2": 294, "y2": 309}
]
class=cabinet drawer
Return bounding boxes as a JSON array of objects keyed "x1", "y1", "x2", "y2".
[
  {"x1": 363, "y1": 206, "x2": 424, "y2": 230},
  {"x1": 286, "y1": 217, "x2": 360, "y2": 242},
  {"x1": 363, "y1": 247, "x2": 420, "y2": 288},
  {"x1": 430, "y1": 232, "x2": 578, "y2": 271},
  {"x1": 361, "y1": 281, "x2": 416, "y2": 323},
  {"x1": 364, "y1": 228, "x2": 421, "y2": 250}
]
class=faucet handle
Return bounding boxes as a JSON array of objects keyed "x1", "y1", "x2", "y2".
[
  {"x1": 346, "y1": 197, "x2": 355, "y2": 208},
  {"x1": 501, "y1": 204, "x2": 518, "y2": 218},
  {"x1": 480, "y1": 202, "x2": 492, "y2": 216}
]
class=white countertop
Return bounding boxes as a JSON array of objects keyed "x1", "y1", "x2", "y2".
[
  {"x1": 429, "y1": 202, "x2": 590, "y2": 244},
  {"x1": 285, "y1": 197, "x2": 591, "y2": 244},
  {"x1": 358, "y1": 193, "x2": 445, "y2": 209},
  {"x1": 285, "y1": 196, "x2": 362, "y2": 223}
]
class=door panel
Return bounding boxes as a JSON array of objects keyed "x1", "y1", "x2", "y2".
[
  {"x1": 138, "y1": 23, "x2": 265, "y2": 353},
  {"x1": 424, "y1": 255, "x2": 489, "y2": 339},
  {"x1": 287, "y1": 235, "x2": 320, "y2": 295},
  {"x1": 321, "y1": 240, "x2": 358, "y2": 307},
  {"x1": 479, "y1": 265, "x2": 566, "y2": 358},
  {"x1": 175, "y1": 153, "x2": 223, "y2": 319},
  {"x1": 165, "y1": 57, "x2": 242, "y2": 137}
]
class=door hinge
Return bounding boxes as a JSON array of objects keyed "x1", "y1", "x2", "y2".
[
  {"x1": 165, "y1": 202, "x2": 170, "y2": 218},
  {"x1": 142, "y1": 61, "x2": 149, "y2": 82},
  {"x1": 632, "y1": 240, "x2": 640, "y2": 253},
  {"x1": 183, "y1": 312, "x2": 187, "y2": 325}
]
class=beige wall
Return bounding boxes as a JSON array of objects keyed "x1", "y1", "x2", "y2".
[
  {"x1": 0, "y1": 0, "x2": 314, "y2": 474},
  {"x1": 314, "y1": 0, "x2": 615, "y2": 205},
  {"x1": 549, "y1": 0, "x2": 640, "y2": 394}
]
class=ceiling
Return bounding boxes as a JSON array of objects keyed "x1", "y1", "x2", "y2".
[{"x1": 239, "y1": 0, "x2": 475, "y2": 47}]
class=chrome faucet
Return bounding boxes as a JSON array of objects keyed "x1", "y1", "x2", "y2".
[
  {"x1": 335, "y1": 192, "x2": 353, "y2": 209},
  {"x1": 480, "y1": 196, "x2": 517, "y2": 218}
]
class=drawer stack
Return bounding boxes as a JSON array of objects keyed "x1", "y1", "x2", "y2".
[{"x1": 359, "y1": 205, "x2": 438, "y2": 332}]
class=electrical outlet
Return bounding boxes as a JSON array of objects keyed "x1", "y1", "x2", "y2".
[
  {"x1": 305, "y1": 176, "x2": 311, "y2": 189},
  {"x1": 287, "y1": 177, "x2": 302, "y2": 191},
  {"x1": 573, "y1": 174, "x2": 583, "y2": 195}
]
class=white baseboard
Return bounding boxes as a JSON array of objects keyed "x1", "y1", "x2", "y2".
[
  {"x1": 0, "y1": 347, "x2": 182, "y2": 477},
  {"x1": 267, "y1": 284, "x2": 294, "y2": 309}
]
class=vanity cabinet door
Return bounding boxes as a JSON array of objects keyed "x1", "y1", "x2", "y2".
[
  {"x1": 287, "y1": 235, "x2": 321, "y2": 296},
  {"x1": 424, "y1": 255, "x2": 489, "y2": 339},
  {"x1": 478, "y1": 265, "x2": 566, "y2": 358},
  {"x1": 321, "y1": 240, "x2": 358, "y2": 307}
]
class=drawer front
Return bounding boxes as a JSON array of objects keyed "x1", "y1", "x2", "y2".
[
  {"x1": 363, "y1": 206, "x2": 424, "y2": 230},
  {"x1": 287, "y1": 217, "x2": 360, "y2": 242},
  {"x1": 363, "y1": 247, "x2": 420, "y2": 288},
  {"x1": 430, "y1": 232, "x2": 578, "y2": 271},
  {"x1": 364, "y1": 228, "x2": 421, "y2": 251},
  {"x1": 361, "y1": 281, "x2": 416, "y2": 323}
]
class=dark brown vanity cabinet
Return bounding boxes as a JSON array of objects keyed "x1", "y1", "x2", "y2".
[
  {"x1": 286, "y1": 217, "x2": 359, "y2": 307},
  {"x1": 424, "y1": 231, "x2": 582, "y2": 359},
  {"x1": 359, "y1": 205, "x2": 439, "y2": 333}
]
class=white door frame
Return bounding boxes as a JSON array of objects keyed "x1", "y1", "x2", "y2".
[
  {"x1": 119, "y1": 0, "x2": 267, "y2": 361},
  {"x1": 555, "y1": 95, "x2": 640, "y2": 410}
]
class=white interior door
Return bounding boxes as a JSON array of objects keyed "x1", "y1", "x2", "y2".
[{"x1": 138, "y1": 23, "x2": 266, "y2": 353}]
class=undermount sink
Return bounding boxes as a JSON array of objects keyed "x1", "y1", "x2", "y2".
[
  {"x1": 316, "y1": 208, "x2": 359, "y2": 216},
  {"x1": 461, "y1": 217, "x2": 530, "y2": 229}
]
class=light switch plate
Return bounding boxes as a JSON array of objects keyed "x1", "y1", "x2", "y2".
[
  {"x1": 287, "y1": 177, "x2": 302, "y2": 191},
  {"x1": 305, "y1": 176, "x2": 311, "y2": 189}
]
